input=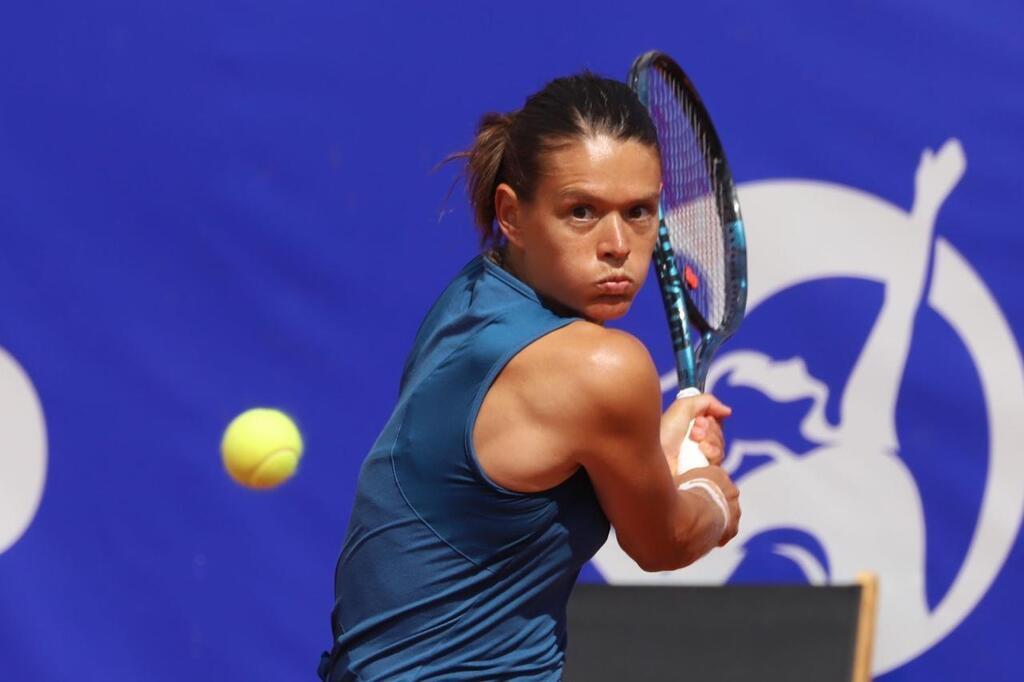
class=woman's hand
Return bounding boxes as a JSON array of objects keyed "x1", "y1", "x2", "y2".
[
  {"x1": 677, "y1": 464, "x2": 741, "y2": 547},
  {"x1": 662, "y1": 393, "x2": 739, "y2": 549},
  {"x1": 689, "y1": 415, "x2": 726, "y2": 466},
  {"x1": 661, "y1": 392, "x2": 732, "y2": 474}
]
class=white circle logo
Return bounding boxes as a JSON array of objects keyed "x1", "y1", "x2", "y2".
[
  {"x1": 592, "y1": 140, "x2": 1024, "y2": 674},
  {"x1": 0, "y1": 346, "x2": 47, "y2": 554}
]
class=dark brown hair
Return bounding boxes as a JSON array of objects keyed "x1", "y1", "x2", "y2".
[{"x1": 452, "y1": 72, "x2": 659, "y2": 248}]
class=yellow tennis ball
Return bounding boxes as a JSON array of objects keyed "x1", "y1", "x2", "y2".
[{"x1": 221, "y1": 408, "x2": 303, "y2": 489}]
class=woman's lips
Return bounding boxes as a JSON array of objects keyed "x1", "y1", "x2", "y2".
[{"x1": 595, "y1": 278, "x2": 633, "y2": 295}]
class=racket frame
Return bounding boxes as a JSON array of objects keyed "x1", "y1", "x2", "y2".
[{"x1": 629, "y1": 50, "x2": 748, "y2": 392}]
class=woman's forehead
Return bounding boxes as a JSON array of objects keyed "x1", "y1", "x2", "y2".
[{"x1": 538, "y1": 135, "x2": 661, "y2": 200}]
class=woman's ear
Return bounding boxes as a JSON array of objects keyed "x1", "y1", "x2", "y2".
[{"x1": 494, "y1": 183, "x2": 525, "y2": 248}]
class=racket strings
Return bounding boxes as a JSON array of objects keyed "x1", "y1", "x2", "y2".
[{"x1": 648, "y1": 66, "x2": 728, "y2": 332}]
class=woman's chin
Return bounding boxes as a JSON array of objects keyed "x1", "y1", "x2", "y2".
[{"x1": 583, "y1": 298, "x2": 633, "y2": 323}]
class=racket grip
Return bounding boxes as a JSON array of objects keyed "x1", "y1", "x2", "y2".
[{"x1": 676, "y1": 387, "x2": 710, "y2": 472}]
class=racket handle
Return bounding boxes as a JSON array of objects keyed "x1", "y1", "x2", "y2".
[{"x1": 676, "y1": 386, "x2": 710, "y2": 472}]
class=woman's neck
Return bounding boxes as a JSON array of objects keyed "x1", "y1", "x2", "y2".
[{"x1": 490, "y1": 247, "x2": 592, "y2": 322}]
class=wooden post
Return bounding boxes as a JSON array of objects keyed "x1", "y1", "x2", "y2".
[{"x1": 851, "y1": 572, "x2": 879, "y2": 682}]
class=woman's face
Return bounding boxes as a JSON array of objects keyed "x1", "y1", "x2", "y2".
[{"x1": 496, "y1": 134, "x2": 662, "y2": 323}]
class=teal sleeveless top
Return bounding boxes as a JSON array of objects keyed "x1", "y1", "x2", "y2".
[{"x1": 319, "y1": 255, "x2": 611, "y2": 681}]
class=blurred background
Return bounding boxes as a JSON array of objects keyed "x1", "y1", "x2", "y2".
[{"x1": 1, "y1": 1, "x2": 1021, "y2": 679}]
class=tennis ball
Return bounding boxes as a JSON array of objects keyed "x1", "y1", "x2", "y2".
[{"x1": 221, "y1": 408, "x2": 303, "y2": 489}]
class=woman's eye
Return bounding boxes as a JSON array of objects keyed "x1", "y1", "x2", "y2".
[
  {"x1": 628, "y1": 205, "x2": 652, "y2": 220},
  {"x1": 570, "y1": 205, "x2": 595, "y2": 220}
]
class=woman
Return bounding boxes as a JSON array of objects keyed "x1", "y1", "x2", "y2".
[{"x1": 319, "y1": 73, "x2": 740, "y2": 681}]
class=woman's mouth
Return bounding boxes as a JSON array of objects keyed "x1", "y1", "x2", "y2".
[{"x1": 595, "y1": 275, "x2": 633, "y2": 295}]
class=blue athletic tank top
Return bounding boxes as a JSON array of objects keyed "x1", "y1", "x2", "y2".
[{"x1": 319, "y1": 255, "x2": 611, "y2": 681}]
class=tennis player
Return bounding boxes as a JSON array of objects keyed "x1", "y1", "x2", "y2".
[{"x1": 318, "y1": 73, "x2": 740, "y2": 681}]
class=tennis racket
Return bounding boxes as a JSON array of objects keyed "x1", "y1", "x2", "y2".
[{"x1": 629, "y1": 51, "x2": 748, "y2": 472}]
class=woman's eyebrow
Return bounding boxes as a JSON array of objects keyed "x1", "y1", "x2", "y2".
[
  {"x1": 556, "y1": 186, "x2": 600, "y2": 201},
  {"x1": 634, "y1": 192, "x2": 662, "y2": 205},
  {"x1": 557, "y1": 187, "x2": 660, "y2": 205}
]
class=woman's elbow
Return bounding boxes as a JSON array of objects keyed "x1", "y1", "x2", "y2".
[
  {"x1": 623, "y1": 540, "x2": 700, "y2": 573},
  {"x1": 637, "y1": 550, "x2": 700, "y2": 572}
]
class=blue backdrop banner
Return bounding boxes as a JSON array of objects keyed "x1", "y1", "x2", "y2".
[{"x1": 1, "y1": 1, "x2": 1021, "y2": 679}]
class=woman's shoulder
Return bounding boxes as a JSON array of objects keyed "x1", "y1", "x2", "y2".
[
  {"x1": 510, "y1": 321, "x2": 661, "y2": 415},
  {"x1": 547, "y1": 321, "x2": 655, "y2": 371}
]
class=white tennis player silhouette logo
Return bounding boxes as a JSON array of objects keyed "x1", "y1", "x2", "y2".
[
  {"x1": 592, "y1": 139, "x2": 1024, "y2": 674},
  {"x1": 0, "y1": 347, "x2": 47, "y2": 555}
]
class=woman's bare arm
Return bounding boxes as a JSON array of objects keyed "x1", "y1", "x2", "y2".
[{"x1": 476, "y1": 320, "x2": 739, "y2": 570}]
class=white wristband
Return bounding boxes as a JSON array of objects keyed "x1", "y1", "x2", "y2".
[{"x1": 678, "y1": 478, "x2": 729, "y2": 539}]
